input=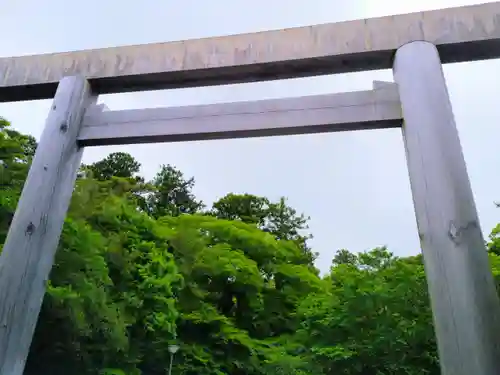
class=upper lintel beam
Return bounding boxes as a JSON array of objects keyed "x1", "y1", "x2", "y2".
[{"x1": 1, "y1": 1, "x2": 499, "y2": 102}]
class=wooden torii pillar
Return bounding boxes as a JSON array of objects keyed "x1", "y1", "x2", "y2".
[{"x1": 1, "y1": 2, "x2": 500, "y2": 374}]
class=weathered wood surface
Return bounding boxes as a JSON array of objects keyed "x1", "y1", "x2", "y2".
[
  {"x1": 78, "y1": 82, "x2": 401, "y2": 146},
  {"x1": 2, "y1": 2, "x2": 500, "y2": 102},
  {"x1": 0, "y1": 76, "x2": 96, "y2": 375},
  {"x1": 394, "y1": 41, "x2": 500, "y2": 375}
]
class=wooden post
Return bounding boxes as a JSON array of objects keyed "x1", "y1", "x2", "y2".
[
  {"x1": 393, "y1": 41, "x2": 500, "y2": 375},
  {"x1": 0, "y1": 76, "x2": 95, "y2": 375}
]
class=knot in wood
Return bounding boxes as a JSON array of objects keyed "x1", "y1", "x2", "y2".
[
  {"x1": 60, "y1": 122, "x2": 68, "y2": 132},
  {"x1": 448, "y1": 220, "x2": 478, "y2": 244},
  {"x1": 25, "y1": 222, "x2": 36, "y2": 235}
]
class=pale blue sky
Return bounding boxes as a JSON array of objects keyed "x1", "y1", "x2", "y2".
[{"x1": 1, "y1": 0, "x2": 498, "y2": 273}]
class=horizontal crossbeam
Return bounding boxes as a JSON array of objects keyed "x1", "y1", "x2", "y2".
[
  {"x1": 1, "y1": 2, "x2": 499, "y2": 102},
  {"x1": 78, "y1": 81, "x2": 402, "y2": 146}
]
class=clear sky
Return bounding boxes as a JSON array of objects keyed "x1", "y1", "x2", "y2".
[{"x1": 1, "y1": 0, "x2": 499, "y2": 273}]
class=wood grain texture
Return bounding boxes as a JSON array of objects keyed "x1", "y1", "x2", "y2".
[
  {"x1": 394, "y1": 41, "x2": 500, "y2": 375},
  {"x1": 1, "y1": 2, "x2": 500, "y2": 101},
  {"x1": 79, "y1": 82, "x2": 402, "y2": 146},
  {"x1": 0, "y1": 76, "x2": 95, "y2": 375}
]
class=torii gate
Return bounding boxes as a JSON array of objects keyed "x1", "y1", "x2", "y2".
[{"x1": 1, "y1": 2, "x2": 500, "y2": 374}]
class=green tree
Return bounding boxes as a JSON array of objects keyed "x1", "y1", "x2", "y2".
[
  {"x1": 162, "y1": 214, "x2": 321, "y2": 375},
  {"x1": 488, "y1": 223, "x2": 500, "y2": 256},
  {"x1": 84, "y1": 152, "x2": 141, "y2": 180},
  {"x1": 4, "y1": 119, "x2": 500, "y2": 375},
  {"x1": 146, "y1": 164, "x2": 204, "y2": 218},
  {"x1": 331, "y1": 248, "x2": 358, "y2": 266},
  {"x1": 296, "y1": 248, "x2": 439, "y2": 375},
  {"x1": 211, "y1": 194, "x2": 316, "y2": 267},
  {"x1": 25, "y1": 175, "x2": 183, "y2": 375},
  {"x1": 0, "y1": 118, "x2": 37, "y2": 244}
]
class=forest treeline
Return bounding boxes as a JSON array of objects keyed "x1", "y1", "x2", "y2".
[{"x1": 1, "y1": 117, "x2": 500, "y2": 375}]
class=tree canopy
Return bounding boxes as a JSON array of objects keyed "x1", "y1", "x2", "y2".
[{"x1": 1, "y1": 119, "x2": 499, "y2": 375}]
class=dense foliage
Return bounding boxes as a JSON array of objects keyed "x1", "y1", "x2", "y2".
[{"x1": 1, "y1": 119, "x2": 499, "y2": 375}]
